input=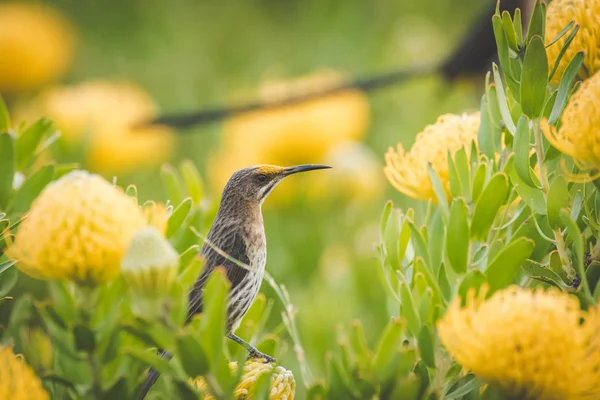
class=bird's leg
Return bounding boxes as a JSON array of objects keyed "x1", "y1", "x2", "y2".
[{"x1": 227, "y1": 333, "x2": 276, "y2": 363}]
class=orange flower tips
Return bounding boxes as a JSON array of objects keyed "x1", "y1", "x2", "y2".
[
  {"x1": 545, "y1": 0, "x2": 600, "y2": 84},
  {"x1": 0, "y1": 346, "x2": 49, "y2": 400},
  {"x1": 6, "y1": 170, "x2": 147, "y2": 285},
  {"x1": 542, "y1": 70, "x2": 600, "y2": 180},
  {"x1": 384, "y1": 112, "x2": 480, "y2": 201},
  {"x1": 437, "y1": 285, "x2": 600, "y2": 400}
]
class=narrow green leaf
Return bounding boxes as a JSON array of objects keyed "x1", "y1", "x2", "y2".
[
  {"x1": 428, "y1": 212, "x2": 444, "y2": 272},
  {"x1": 384, "y1": 209, "x2": 402, "y2": 270},
  {"x1": 0, "y1": 96, "x2": 10, "y2": 132},
  {"x1": 417, "y1": 326, "x2": 435, "y2": 368},
  {"x1": 15, "y1": 118, "x2": 53, "y2": 170},
  {"x1": 399, "y1": 282, "x2": 421, "y2": 337},
  {"x1": 179, "y1": 160, "x2": 204, "y2": 204},
  {"x1": 486, "y1": 237, "x2": 535, "y2": 291},
  {"x1": 522, "y1": 260, "x2": 569, "y2": 288},
  {"x1": 486, "y1": 84, "x2": 504, "y2": 130},
  {"x1": 0, "y1": 266, "x2": 18, "y2": 297},
  {"x1": 471, "y1": 173, "x2": 509, "y2": 240},
  {"x1": 126, "y1": 347, "x2": 178, "y2": 376},
  {"x1": 408, "y1": 222, "x2": 431, "y2": 271},
  {"x1": 438, "y1": 264, "x2": 451, "y2": 302},
  {"x1": 8, "y1": 165, "x2": 54, "y2": 214},
  {"x1": 446, "y1": 198, "x2": 469, "y2": 274},
  {"x1": 502, "y1": 11, "x2": 519, "y2": 51},
  {"x1": 427, "y1": 164, "x2": 449, "y2": 222},
  {"x1": 546, "y1": 20, "x2": 575, "y2": 48},
  {"x1": 492, "y1": 15, "x2": 511, "y2": 79},
  {"x1": 445, "y1": 374, "x2": 480, "y2": 399},
  {"x1": 349, "y1": 320, "x2": 371, "y2": 364},
  {"x1": 471, "y1": 162, "x2": 488, "y2": 204},
  {"x1": 458, "y1": 270, "x2": 487, "y2": 305},
  {"x1": 0, "y1": 133, "x2": 15, "y2": 208},
  {"x1": 526, "y1": 0, "x2": 546, "y2": 44},
  {"x1": 50, "y1": 281, "x2": 77, "y2": 323},
  {"x1": 549, "y1": 51, "x2": 584, "y2": 124},
  {"x1": 371, "y1": 318, "x2": 404, "y2": 377},
  {"x1": 513, "y1": 115, "x2": 536, "y2": 186},
  {"x1": 200, "y1": 268, "x2": 230, "y2": 366},
  {"x1": 478, "y1": 96, "x2": 497, "y2": 159},
  {"x1": 176, "y1": 329, "x2": 209, "y2": 377},
  {"x1": 507, "y1": 157, "x2": 546, "y2": 214},
  {"x1": 514, "y1": 8, "x2": 523, "y2": 47},
  {"x1": 161, "y1": 164, "x2": 185, "y2": 206},
  {"x1": 521, "y1": 36, "x2": 549, "y2": 117},
  {"x1": 166, "y1": 198, "x2": 193, "y2": 238},
  {"x1": 380, "y1": 200, "x2": 393, "y2": 239},
  {"x1": 547, "y1": 175, "x2": 570, "y2": 229},
  {"x1": 560, "y1": 210, "x2": 590, "y2": 299},
  {"x1": 548, "y1": 24, "x2": 580, "y2": 82},
  {"x1": 492, "y1": 64, "x2": 517, "y2": 133},
  {"x1": 454, "y1": 147, "x2": 471, "y2": 202},
  {"x1": 447, "y1": 152, "x2": 463, "y2": 199}
]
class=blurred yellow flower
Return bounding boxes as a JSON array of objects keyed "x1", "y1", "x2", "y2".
[
  {"x1": 0, "y1": 3, "x2": 75, "y2": 93},
  {"x1": 211, "y1": 69, "x2": 370, "y2": 206},
  {"x1": 545, "y1": 0, "x2": 600, "y2": 85},
  {"x1": 384, "y1": 112, "x2": 479, "y2": 201},
  {"x1": 191, "y1": 359, "x2": 295, "y2": 400},
  {"x1": 6, "y1": 170, "x2": 147, "y2": 284},
  {"x1": 19, "y1": 328, "x2": 53, "y2": 374},
  {"x1": 0, "y1": 346, "x2": 49, "y2": 400},
  {"x1": 542, "y1": 70, "x2": 600, "y2": 178},
  {"x1": 307, "y1": 141, "x2": 384, "y2": 203},
  {"x1": 143, "y1": 201, "x2": 169, "y2": 235},
  {"x1": 438, "y1": 285, "x2": 600, "y2": 400},
  {"x1": 15, "y1": 81, "x2": 175, "y2": 174}
]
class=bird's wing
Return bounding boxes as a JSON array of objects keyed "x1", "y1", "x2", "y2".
[{"x1": 187, "y1": 227, "x2": 250, "y2": 321}]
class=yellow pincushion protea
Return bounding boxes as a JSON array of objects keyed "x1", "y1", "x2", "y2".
[
  {"x1": 545, "y1": 0, "x2": 600, "y2": 85},
  {"x1": 190, "y1": 360, "x2": 295, "y2": 399},
  {"x1": 14, "y1": 81, "x2": 175, "y2": 174},
  {"x1": 0, "y1": 346, "x2": 49, "y2": 400},
  {"x1": 210, "y1": 69, "x2": 370, "y2": 206},
  {"x1": 6, "y1": 170, "x2": 147, "y2": 284},
  {"x1": 384, "y1": 113, "x2": 479, "y2": 201},
  {"x1": 438, "y1": 285, "x2": 600, "y2": 400},
  {"x1": 542, "y1": 70, "x2": 600, "y2": 178},
  {"x1": 0, "y1": 3, "x2": 75, "y2": 93}
]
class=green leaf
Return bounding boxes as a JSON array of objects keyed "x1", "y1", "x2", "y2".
[
  {"x1": 471, "y1": 173, "x2": 509, "y2": 240},
  {"x1": 179, "y1": 160, "x2": 204, "y2": 205},
  {"x1": 446, "y1": 198, "x2": 469, "y2": 274},
  {"x1": 9, "y1": 165, "x2": 54, "y2": 214},
  {"x1": 492, "y1": 15, "x2": 511, "y2": 79},
  {"x1": 513, "y1": 115, "x2": 536, "y2": 187},
  {"x1": 507, "y1": 156, "x2": 546, "y2": 214},
  {"x1": 126, "y1": 347, "x2": 178, "y2": 376},
  {"x1": 417, "y1": 326, "x2": 435, "y2": 368},
  {"x1": 408, "y1": 222, "x2": 431, "y2": 270},
  {"x1": 548, "y1": 24, "x2": 580, "y2": 82},
  {"x1": 546, "y1": 20, "x2": 575, "y2": 48},
  {"x1": 477, "y1": 96, "x2": 499, "y2": 158},
  {"x1": 371, "y1": 318, "x2": 404, "y2": 378},
  {"x1": 100, "y1": 378, "x2": 128, "y2": 400},
  {"x1": 50, "y1": 281, "x2": 77, "y2": 323},
  {"x1": 427, "y1": 164, "x2": 449, "y2": 222},
  {"x1": 15, "y1": 118, "x2": 53, "y2": 170},
  {"x1": 200, "y1": 268, "x2": 230, "y2": 366},
  {"x1": 161, "y1": 164, "x2": 185, "y2": 206},
  {"x1": 176, "y1": 329, "x2": 209, "y2": 377},
  {"x1": 438, "y1": 264, "x2": 451, "y2": 302},
  {"x1": 447, "y1": 152, "x2": 463, "y2": 199},
  {"x1": 502, "y1": 11, "x2": 519, "y2": 51},
  {"x1": 486, "y1": 237, "x2": 535, "y2": 291},
  {"x1": 522, "y1": 260, "x2": 568, "y2": 288},
  {"x1": 0, "y1": 265, "x2": 18, "y2": 297},
  {"x1": 560, "y1": 210, "x2": 590, "y2": 299},
  {"x1": 454, "y1": 147, "x2": 471, "y2": 201},
  {"x1": 399, "y1": 282, "x2": 421, "y2": 337},
  {"x1": 0, "y1": 133, "x2": 15, "y2": 208},
  {"x1": 418, "y1": 288, "x2": 437, "y2": 327},
  {"x1": 73, "y1": 324, "x2": 96, "y2": 352},
  {"x1": 349, "y1": 320, "x2": 371, "y2": 364},
  {"x1": 445, "y1": 374, "x2": 480, "y2": 399},
  {"x1": 384, "y1": 209, "x2": 403, "y2": 270},
  {"x1": 471, "y1": 162, "x2": 488, "y2": 204},
  {"x1": 513, "y1": 8, "x2": 523, "y2": 47},
  {"x1": 458, "y1": 270, "x2": 487, "y2": 305},
  {"x1": 526, "y1": 0, "x2": 546, "y2": 44},
  {"x1": 0, "y1": 96, "x2": 9, "y2": 132},
  {"x1": 427, "y1": 211, "x2": 444, "y2": 272},
  {"x1": 521, "y1": 36, "x2": 549, "y2": 117},
  {"x1": 380, "y1": 200, "x2": 393, "y2": 239},
  {"x1": 166, "y1": 198, "x2": 193, "y2": 238},
  {"x1": 486, "y1": 81, "x2": 504, "y2": 130},
  {"x1": 586, "y1": 261, "x2": 600, "y2": 295},
  {"x1": 492, "y1": 64, "x2": 517, "y2": 134},
  {"x1": 549, "y1": 51, "x2": 584, "y2": 124},
  {"x1": 179, "y1": 245, "x2": 201, "y2": 272},
  {"x1": 547, "y1": 175, "x2": 570, "y2": 229}
]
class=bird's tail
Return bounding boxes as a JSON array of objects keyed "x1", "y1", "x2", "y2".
[{"x1": 137, "y1": 349, "x2": 172, "y2": 400}]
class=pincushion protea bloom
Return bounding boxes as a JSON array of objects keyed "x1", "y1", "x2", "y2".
[
  {"x1": 542, "y1": 70, "x2": 600, "y2": 179},
  {"x1": 438, "y1": 285, "x2": 600, "y2": 400},
  {"x1": 190, "y1": 359, "x2": 295, "y2": 399},
  {"x1": 6, "y1": 170, "x2": 147, "y2": 284},
  {"x1": 0, "y1": 346, "x2": 49, "y2": 400},
  {"x1": 545, "y1": 0, "x2": 600, "y2": 85},
  {"x1": 384, "y1": 113, "x2": 479, "y2": 201}
]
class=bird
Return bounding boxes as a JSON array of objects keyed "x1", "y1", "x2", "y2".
[{"x1": 138, "y1": 163, "x2": 331, "y2": 399}]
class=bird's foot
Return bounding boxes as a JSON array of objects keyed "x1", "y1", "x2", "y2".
[{"x1": 247, "y1": 350, "x2": 276, "y2": 363}]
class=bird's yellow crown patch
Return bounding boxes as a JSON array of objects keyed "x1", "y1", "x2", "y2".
[{"x1": 256, "y1": 165, "x2": 285, "y2": 175}]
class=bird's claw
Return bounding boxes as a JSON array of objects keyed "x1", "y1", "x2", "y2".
[{"x1": 247, "y1": 350, "x2": 276, "y2": 363}]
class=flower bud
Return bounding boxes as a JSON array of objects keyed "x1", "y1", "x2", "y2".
[{"x1": 19, "y1": 328, "x2": 53, "y2": 374}]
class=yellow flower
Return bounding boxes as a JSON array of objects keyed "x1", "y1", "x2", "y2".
[
  {"x1": 307, "y1": 141, "x2": 384, "y2": 203},
  {"x1": 545, "y1": 0, "x2": 600, "y2": 85},
  {"x1": 142, "y1": 201, "x2": 169, "y2": 235},
  {"x1": 0, "y1": 346, "x2": 49, "y2": 400},
  {"x1": 438, "y1": 285, "x2": 600, "y2": 400},
  {"x1": 6, "y1": 170, "x2": 147, "y2": 284},
  {"x1": 210, "y1": 69, "x2": 370, "y2": 206},
  {"x1": 121, "y1": 226, "x2": 179, "y2": 298},
  {"x1": 542, "y1": 70, "x2": 600, "y2": 178},
  {"x1": 14, "y1": 81, "x2": 175, "y2": 174},
  {"x1": 0, "y1": 3, "x2": 75, "y2": 93},
  {"x1": 190, "y1": 359, "x2": 295, "y2": 400},
  {"x1": 384, "y1": 112, "x2": 479, "y2": 201}
]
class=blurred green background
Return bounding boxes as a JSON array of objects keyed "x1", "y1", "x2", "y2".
[{"x1": 2, "y1": 0, "x2": 486, "y2": 386}]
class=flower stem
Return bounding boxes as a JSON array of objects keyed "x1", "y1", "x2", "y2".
[
  {"x1": 88, "y1": 351, "x2": 102, "y2": 400},
  {"x1": 533, "y1": 118, "x2": 549, "y2": 193}
]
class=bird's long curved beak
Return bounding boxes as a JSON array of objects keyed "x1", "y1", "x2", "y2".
[{"x1": 282, "y1": 164, "x2": 331, "y2": 176}]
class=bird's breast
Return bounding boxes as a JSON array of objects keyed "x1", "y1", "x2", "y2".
[{"x1": 244, "y1": 223, "x2": 267, "y2": 274}]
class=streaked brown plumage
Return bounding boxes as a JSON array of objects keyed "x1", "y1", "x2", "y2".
[{"x1": 139, "y1": 164, "x2": 330, "y2": 399}]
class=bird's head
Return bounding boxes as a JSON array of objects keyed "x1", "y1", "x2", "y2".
[{"x1": 222, "y1": 164, "x2": 331, "y2": 205}]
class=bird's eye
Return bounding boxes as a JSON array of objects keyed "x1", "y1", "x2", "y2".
[{"x1": 256, "y1": 174, "x2": 268, "y2": 182}]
